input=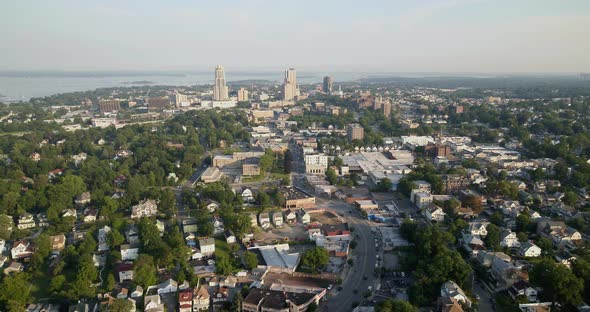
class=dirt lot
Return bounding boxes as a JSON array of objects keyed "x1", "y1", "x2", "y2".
[
  {"x1": 264, "y1": 272, "x2": 337, "y2": 288},
  {"x1": 255, "y1": 223, "x2": 308, "y2": 243},
  {"x1": 310, "y1": 210, "x2": 341, "y2": 225}
]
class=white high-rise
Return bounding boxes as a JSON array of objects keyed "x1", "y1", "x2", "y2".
[
  {"x1": 282, "y1": 68, "x2": 297, "y2": 101},
  {"x1": 213, "y1": 65, "x2": 229, "y2": 101}
]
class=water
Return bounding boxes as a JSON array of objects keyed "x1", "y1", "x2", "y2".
[{"x1": 0, "y1": 71, "x2": 367, "y2": 102}]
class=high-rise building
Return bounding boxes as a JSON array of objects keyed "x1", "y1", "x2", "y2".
[
  {"x1": 173, "y1": 92, "x2": 189, "y2": 108},
  {"x1": 213, "y1": 65, "x2": 229, "y2": 101},
  {"x1": 383, "y1": 99, "x2": 392, "y2": 117},
  {"x1": 347, "y1": 124, "x2": 364, "y2": 142},
  {"x1": 282, "y1": 68, "x2": 297, "y2": 101},
  {"x1": 323, "y1": 76, "x2": 333, "y2": 93},
  {"x1": 373, "y1": 95, "x2": 383, "y2": 111},
  {"x1": 238, "y1": 88, "x2": 249, "y2": 102},
  {"x1": 98, "y1": 99, "x2": 120, "y2": 114}
]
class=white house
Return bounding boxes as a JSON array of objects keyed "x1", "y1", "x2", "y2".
[
  {"x1": 284, "y1": 209, "x2": 297, "y2": 223},
  {"x1": 520, "y1": 241, "x2": 542, "y2": 257},
  {"x1": 468, "y1": 222, "x2": 490, "y2": 237},
  {"x1": 272, "y1": 212, "x2": 284, "y2": 227},
  {"x1": 117, "y1": 264, "x2": 134, "y2": 282},
  {"x1": 224, "y1": 230, "x2": 236, "y2": 244},
  {"x1": 259, "y1": 213, "x2": 271, "y2": 228},
  {"x1": 509, "y1": 280, "x2": 538, "y2": 302},
  {"x1": 199, "y1": 238, "x2": 215, "y2": 257},
  {"x1": 206, "y1": 201, "x2": 219, "y2": 213},
  {"x1": 144, "y1": 294, "x2": 164, "y2": 312},
  {"x1": 120, "y1": 244, "x2": 139, "y2": 261},
  {"x1": 423, "y1": 204, "x2": 446, "y2": 222},
  {"x1": 242, "y1": 189, "x2": 254, "y2": 203},
  {"x1": 131, "y1": 199, "x2": 158, "y2": 219},
  {"x1": 157, "y1": 279, "x2": 178, "y2": 294},
  {"x1": 11, "y1": 240, "x2": 33, "y2": 259},
  {"x1": 500, "y1": 229, "x2": 521, "y2": 248},
  {"x1": 297, "y1": 209, "x2": 311, "y2": 224},
  {"x1": 211, "y1": 215, "x2": 224, "y2": 235}
]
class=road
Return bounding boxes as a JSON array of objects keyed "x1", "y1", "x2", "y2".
[
  {"x1": 473, "y1": 280, "x2": 494, "y2": 311},
  {"x1": 289, "y1": 142, "x2": 377, "y2": 311}
]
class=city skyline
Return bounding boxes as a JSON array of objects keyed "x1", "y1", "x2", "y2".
[{"x1": 1, "y1": 0, "x2": 589, "y2": 72}]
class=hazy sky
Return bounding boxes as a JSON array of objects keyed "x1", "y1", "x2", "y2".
[{"x1": 1, "y1": 0, "x2": 589, "y2": 73}]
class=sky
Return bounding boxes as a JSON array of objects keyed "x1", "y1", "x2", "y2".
[{"x1": 1, "y1": 0, "x2": 589, "y2": 73}]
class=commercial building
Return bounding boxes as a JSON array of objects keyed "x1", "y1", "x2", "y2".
[
  {"x1": 242, "y1": 288, "x2": 322, "y2": 312},
  {"x1": 173, "y1": 92, "x2": 190, "y2": 108},
  {"x1": 304, "y1": 153, "x2": 328, "y2": 174},
  {"x1": 148, "y1": 97, "x2": 171, "y2": 111},
  {"x1": 99, "y1": 99, "x2": 120, "y2": 114},
  {"x1": 282, "y1": 68, "x2": 297, "y2": 101},
  {"x1": 201, "y1": 167, "x2": 223, "y2": 183},
  {"x1": 347, "y1": 124, "x2": 364, "y2": 142},
  {"x1": 213, "y1": 65, "x2": 229, "y2": 101}
]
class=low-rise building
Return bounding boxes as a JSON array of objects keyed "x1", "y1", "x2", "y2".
[{"x1": 131, "y1": 199, "x2": 158, "y2": 219}]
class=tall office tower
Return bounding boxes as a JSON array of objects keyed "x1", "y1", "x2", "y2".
[
  {"x1": 382, "y1": 99, "x2": 392, "y2": 117},
  {"x1": 347, "y1": 124, "x2": 364, "y2": 142},
  {"x1": 173, "y1": 91, "x2": 189, "y2": 108},
  {"x1": 323, "y1": 76, "x2": 333, "y2": 93},
  {"x1": 213, "y1": 65, "x2": 229, "y2": 101},
  {"x1": 237, "y1": 88, "x2": 249, "y2": 102},
  {"x1": 282, "y1": 68, "x2": 297, "y2": 101}
]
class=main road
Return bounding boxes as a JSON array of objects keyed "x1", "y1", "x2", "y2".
[{"x1": 290, "y1": 143, "x2": 377, "y2": 311}]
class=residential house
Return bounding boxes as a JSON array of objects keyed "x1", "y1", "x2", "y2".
[
  {"x1": 11, "y1": 240, "x2": 33, "y2": 259},
  {"x1": 242, "y1": 188, "x2": 254, "y2": 203},
  {"x1": 211, "y1": 287, "x2": 230, "y2": 304},
  {"x1": 61, "y1": 209, "x2": 77, "y2": 218},
  {"x1": 258, "y1": 213, "x2": 270, "y2": 229},
  {"x1": 508, "y1": 280, "x2": 538, "y2": 303},
  {"x1": 297, "y1": 209, "x2": 311, "y2": 224},
  {"x1": 283, "y1": 209, "x2": 297, "y2": 224},
  {"x1": 224, "y1": 230, "x2": 236, "y2": 244},
  {"x1": 537, "y1": 219, "x2": 582, "y2": 246},
  {"x1": 83, "y1": 208, "x2": 98, "y2": 223},
  {"x1": 249, "y1": 214, "x2": 258, "y2": 227},
  {"x1": 131, "y1": 199, "x2": 158, "y2": 219},
  {"x1": 193, "y1": 286, "x2": 210, "y2": 311},
  {"x1": 211, "y1": 215, "x2": 224, "y2": 235},
  {"x1": 423, "y1": 204, "x2": 446, "y2": 222},
  {"x1": 121, "y1": 244, "x2": 140, "y2": 261},
  {"x1": 125, "y1": 225, "x2": 140, "y2": 245},
  {"x1": 117, "y1": 288, "x2": 129, "y2": 299},
  {"x1": 308, "y1": 228, "x2": 323, "y2": 241},
  {"x1": 272, "y1": 211, "x2": 284, "y2": 227},
  {"x1": 461, "y1": 233, "x2": 485, "y2": 256},
  {"x1": 520, "y1": 241, "x2": 542, "y2": 258},
  {"x1": 500, "y1": 201, "x2": 525, "y2": 217},
  {"x1": 117, "y1": 263, "x2": 134, "y2": 282},
  {"x1": 50, "y1": 234, "x2": 67, "y2": 252},
  {"x1": 98, "y1": 226, "x2": 111, "y2": 252},
  {"x1": 75, "y1": 192, "x2": 92, "y2": 206},
  {"x1": 411, "y1": 190, "x2": 433, "y2": 209},
  {"x1": 468, "y1": 222, "x2": 490, "y2": 237},
  {"x1": 157, "y1": 278, "x2": 178, "y2": 294},
  {"x1": 178, "y1": 290, "x2": 193, "y2": 312},
  {"x1": 131, "y1": 285, "x2": 143, "y2": 298},
  {"x1": 4, "y1": 261, "x2": 24, "y2": 274},
  {"x1": 199, "y1": 238, "x2": 215, "y2": 257},
  {"x1": 144, "y1": 294, "x2": 164, "y2": 312},
  {"x1": 500, "y1": 229, "x2": 521, "y2": 248},
  {"x1": 440, "y1": 281, "x2": 471, "y2": 307},
  {"x1": 17, "y1": 213, "x2": 36, "y2": 229},
  {"x1": 206, "y1": 201, "x2": 219, "y2": 213}
]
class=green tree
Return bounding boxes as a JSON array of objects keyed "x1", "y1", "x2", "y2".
[
  {"x1": 530, "y1": 258, "x2": 583, "y2": 307},
  {"x1": 0, "y1": 273, "x2": 31, "y2": 310},
  {"x1": 376, "y1": 299, "x2": 417, "y2": 312},
  {"x1": 231, "y1": 291, "x2": 243, "y2": 312},
  {"x1": 563, "y1": 191, "x2": 578, "y2": 206},
  {"x1": 572, "y1": 258, "x2": 590, "y2": 303},
  {"x1": 484, "y1": 224, "x2": 501, "y2": 251},
  {"x1": 108, "y1": 230, "x2": 125, "y2": 248},
  {"x1": 0, "y1": 214, "x2": 14, "y2": 239},
  {"x1": 106, "y1": 273, "x2": 116, "y2": 291},
  {"x1": 243, "y1": 251, "x2": 258, "y2": 270},
  {"x1": 300, "y1": 247, "x2": 329, "y2": 273},
  {"x1": 215, "y1": 253, "x2": 234, "y2": 276},
  {"x1": 108, "y1": 299, "x2": 134, "y2": 312},
  {"x1": 133, "y1": 254, "x2": 157, "y2": 289},
  {"x1": 326, "y1": 168, "x2": 338, "y2": 185}
]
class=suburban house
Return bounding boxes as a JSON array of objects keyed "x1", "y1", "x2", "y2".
[
  {"x1": 11, "y1": 240, "x2": 34, "y2": 259},
  {"x1": 212, "y1": 287, "x2": 230, "y2": 304},
  {"x1": 468, "y1": 222, "x2": 489, "y2": 236},
  {"x1": 211, "y1": 215, "x2": 225, "y2": 235},
  {"x1": 242, "y1": 188, "x2": 255, "y2": 202},
  {"x1": 283, "y1": 209, "x2": 297, "y2": 223},
  {"x1": 520, "y1": 241, "x2": 542, "y2": 258},
  {"x1": 144, "y1": 294, "x2": 164, "y2": 312},
  {"x1": 199, "y1": 238, "x2": 215, "y2": 257},
  {"x1": 117, "y1": 263, "x2": 134, "y2": 282},
  {"x1": 125, "y1": 225, "x2": 140, "y2": 245},
  {"x1": 157, "y1": 278, "x2": 178, "y2": 294},
  {"x1": 17, "y1": 213, "x2": 36, "y2": 229},
  {"x1": 193, "y1": 286, "x2": 210, "y2": 311},
  {"x1": 131, "y1": 199, "x2": 158, "y2": 219},
  {"x1": 178, "y1": 289, "x2": 193, "y2": 312},
  {"x1": 249, "y1": 214, "x2": 258, "y2": 227},
  {"x1": 75, "y1": 192, "x2": 92, "y2": 206},
  {"x1": 206, "y1": 201, "x2": 219, "y2": 213},
  {"x1": 272, "y1": 211, "x2": 284, "y2": 227},
  {"x1": 297, "y1": 209, "x2": 311, "y2": 224},
  {"x1": 440, "y1": 281, "x2": 471, "y2": 308},
  {"x1": 50, "y1": 234, "x2": 67, "y2": 252},
  {"x1": 61, "y1": 208, "x2": 77, "y2": 218},
  {"x1": 258, "y1": 213, "x2": 270, "y2": 228},
  {"x1": 120, "y1": 244, "x2": 140, "y2": 261},
  {"x1": 423, "y1": 204, "x2": 446, "y2": 222},
  {"x1": 500, "y1": 229, "x2": 521, "y2": 248},
  {"x1": 83, "y1": 208, "x2": 98, "y2": 223},
  {"x1": 508, "y1": 280, "x2": 538, "y2": 303},
  {"x1": 224, "y1": 230, "x2": 236, "y2": 244}
]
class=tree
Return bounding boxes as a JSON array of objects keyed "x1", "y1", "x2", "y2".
[
  {"x1": 489, "y1": 211, "x2": 504, "y2": 226},
  {"x1": 215, "y1": 253, "x2": 234, "y2": 276},
  {"x1": 0, "y1": 214, "x2": 13, "y2": 240},
  {"x1": 106, "y1": 273, "x2": 116, "y2": 291},
  {"x1": 516, "y1": 214, "x2": 531, "y2": 232},
  {"x1": 133, "y1": 254, "x2": 157, "y2": 289},
  {"x1": 376, "y1": 299, "x2": 417, "y2": 312},
  {"x1": 109, "y1": 299, "x2": 134, "y2": 312},
  {"x1": 375, "y1": 178, "x2": 393, "y2": 192},
  {"x1": 326, "y1": 168, "x2": 338, "y2": 185},
  {"x1": 231, "y1": 291, "x2": 243, "y2": 312},
  {"x1": 0, "y1": 273, "x2": 31, "y2": 310},
  {"x1": 572, "y1": 258, "x2": 590, "y2": 303},
  {"x1": 530, "y1": 258, "x2": 583, "y2": 307},
  {"x1": 300, "y1": 247, "x2": 329, "y2": 273},
  {"x1": 243, "y1": 251, "x2": 258, "y2": 270},
  {"x1": 563, "y1": 191, "x2": 578, "y2": 206},
  {"x1": 485, "y1": 224, "x2": 501, "y2": 251},
  {"x1": 108, "y1": 230, "x2": 125, "y2": 248},
  {"x1": 307, "y1": 302, "x2": 318, "y2": 312}
]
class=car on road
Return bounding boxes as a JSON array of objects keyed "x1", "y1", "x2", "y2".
[{"x1": 327, "y1": 284, "x2": 333, "y2": 290}]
